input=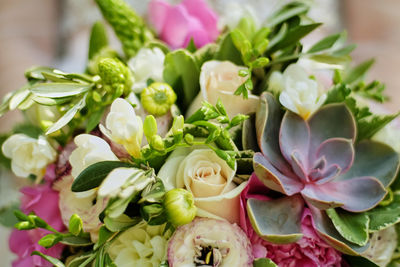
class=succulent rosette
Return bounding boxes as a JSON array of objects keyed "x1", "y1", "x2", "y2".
[{"x1": 245, "y1": 92, "x2": 400, "y2": 254}]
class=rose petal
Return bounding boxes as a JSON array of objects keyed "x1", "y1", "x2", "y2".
[
  {"x1": 148, "y1": 0, "x2": 171, "y2": 33},
  {"x1": 160, "y1": 5, "x2": 190, "y2": 49}
]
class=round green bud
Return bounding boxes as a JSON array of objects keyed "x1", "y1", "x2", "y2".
[
  {"x1": 172, "y1": 115, "x2": 184, "y2": 136},
  {"x1": 38, "y1": 234, "x2": 61, "y2": 249},
  {"x1": 141, "y1": 82, "x2": 177, "y2": 116},
  {"x1": 150, "y1": 135, "x2": 165, "y2": 151},
  {"x1": 164, "y1": 188, "x2": 197, "y2": 227},
  {"x1": 184, "y1": 134, "x2": 194, "y2": 145}
]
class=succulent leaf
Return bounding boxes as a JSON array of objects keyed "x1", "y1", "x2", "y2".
[
  {"x1": 242, "y1": 113, "x2": 259, "y2": 151},
  {"x1": 253, "y1": 153, "x2": 303, "y2": 196},
  {"x1": 308, "y1": 104, "x2": 356, "y2": 161},
  {"x1": 309, "y1": 206, "x2": 370, "y2": 255},
  {"x1": 337, "y1": 140, "x2": 400, "y2": 187},
  {"x1": 302, "y1": 177, "x2": 386, "y2": 212},
  {"x1": 247, "y1": 195, "x2": 304, "y2": 244}
]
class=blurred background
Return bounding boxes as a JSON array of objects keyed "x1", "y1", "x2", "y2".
[{"x1": 0, "y1": 0, "x2": 399, "y2": 265}]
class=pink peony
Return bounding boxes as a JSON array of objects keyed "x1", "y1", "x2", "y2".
[
  {"x1": 240, "y1": 175, "x2": 342, "y2": 267},
  {"x1": 9, "y1": 179, "x2": 66, "y2": 266},
  {"x1": 149, "y1": 0, "x2": 219, "y2": 49},
  {"x1": 9, "y1": 229, "x2": 64, "y2": 267}
]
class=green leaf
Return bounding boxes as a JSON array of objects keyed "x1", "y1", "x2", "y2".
[
  {"x1": 30, "y1": 83, "x2": 93, "y2": 98},
  {"x1": 367, "y1": 194, "x2": 400, "y2": 232},
  {"x1": 343, "y1": 59, "x2": 375, "y2": 84},
  {"x1": 41, "y1": 71, "x2": 70, "y2": 83},
  {"x1": 309, "y1": 54, "x2": 351, "y2": 66},
  {"x1": 60, "y1": 235, "x2": 93, "y2": 246},
  {"x1": 253, "y1": 258, "x2": 278, "y2": 267},
  {"x1": 66, "y1": 253, "x2": 95, "y2": 267},
  {"x1": 31, "y1": 251, "x2": 65, "y2": 267},
  {"x1": 88, "y1": 21, "x2": 109, "y2": 59},
  {"x1": 86, "y1": 106, "x2": 106, "y2": 133},
  {"x1": 214, "y1": 32, "x2": 243, "y2": 65},
  {"x1": 186, "y1": 38, "x2": 197, "y2": 53},
  {"x1": 46, "y1": 93, "x2": 87, "y2": 135},
  {"x1": 71, "y1": 161, "x2": 134, "y2": 192},
  {"x1": 267, "y1": 23, "x2": 321, "y2": 54},
  {"x1": 307, "y1": 33, "x2": 342, "y2": 53},
  {"x1": 163, "y1": 49, "x2": 200, "y2": 112},
  {"x1": 94, "y1": 226, "x2": 114, "y2": 250},
  {"x1": 13, "y1": 123, "x2": 43, "y2": 138},
  {"x1": 332, "y1": 44, "x2": 357, "y2": 57},
  {"x1": 326, "y1": 208, "x2": 370, "y2": 246},
  {"x1": 357, "y1": 112, "x2": 399, "y2": 141},
  {"x1": 25, "y1": 66, "x2": 55, "y2": 80},
  {"x1": 9, "y1": 87, "x2": 30, "y2": 110},
  {"x1": 32, "y1": 95, "x2": 72, "y2": 106},
  {"x1": 266, "y1": 2, "x2": 309, "y2": 27},
  {"x1": 0, "y1": 203, "x2": 19, "y2": 227},
  {"x1": 231, "y1": 29, "x2": 252, "y2": 62},
  {"x1": 104, "y1": 213, "x2": 141, "y2": 232}
]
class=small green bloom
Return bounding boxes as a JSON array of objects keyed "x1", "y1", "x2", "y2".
[
  {"x1": 98, "y1": 58, "x2": 133, "y2": 98},
  {"x1": 141, "y1": 82, "x2": 177, "y2": 116},
  {"x1": 164, "y1": 188, "x2": 197, "y2": 227}
]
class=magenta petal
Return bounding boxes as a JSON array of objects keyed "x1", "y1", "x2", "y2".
[
  {"x1": 280, "y1": 111, "x2": 310, "y2": 169},
  {"x1": 302, "y1": 176, "x2": 386, "y2": 212},
  {"x1": 253, "y1": 153, "x2": 303, "y2": 195},
  {"x1": 148, "y1": 0, "x2": 171, "y2": 33},
  {"x1": 181, "y1": 0, "x2": 219, "y2": 39},
  {"x1": 315, "y1": 138, "x2": 354, "y2": 175},
  {"x1": 162, "y1": 5, "x2": 191, "y2": 48},
  {"x1": 183, "y1": 16, "x2": 210, "y2": 48}
]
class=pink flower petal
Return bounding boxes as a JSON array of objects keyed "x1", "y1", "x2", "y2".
[
  {"x1": 161, "y1": 5, "x2": 191, "y2": 48},
  {"x1": 148, "y1": 0, "x2": 171, "y2": 33}
]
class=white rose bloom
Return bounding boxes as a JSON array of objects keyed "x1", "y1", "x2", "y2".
[
  {"x1": 108, "y1": 221, "x2": 169, "y2": 267},
  {"x1": 100, "y1": 98, "x2": 143, "y2": 158},
  {"x1": 158, "y1": 148, "x2": 247, "y2": 224},
  {"x1": 2, "y1": 134, "x2": 56, "y2": 178},
  {"x1": 54, "y1": 175, "x2": 108, "y2": 242},
  {"x1": 186, "y1": 60, "x2": 259, "y2": 118},
  {"x1": 277, "y1": 64, "x2": 327, "y2": 119},
  {"x1": 128, "y1": 47, "x2": 165, "y2": 93}
]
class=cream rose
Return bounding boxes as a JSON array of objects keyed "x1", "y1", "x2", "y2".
[
  {"x1": 108, "y1": 221, "x2": 170, "y2": 267},
  {"x1": 54, "y1": 175, "x2": 108, "y2": 242},
  {"x1": 158, "y1": 148, "x2": 247, "y2": 224},
  {"x1": 186, "y1": 60, "x2": 259, "y2": 118},
  {"x1": 2, "y1": 134, "x2": 57, "y2": 178}
]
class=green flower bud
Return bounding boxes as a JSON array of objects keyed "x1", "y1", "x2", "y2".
[
  {"x1": 38, "y1": 233, "x2": 62, "y2": 248},
  {"x1": 69, "y1": 214, "x2": 83, "y2": 236},
  {"x1": 184, "y1": 134, "x2": 194, "y2": 145},
  {"x1": 143, "y1": 115, "x2": 158, "y2": 141},
  {"x1": 150, "y1": 135, "x2": 165, "y2": 151},
  {"x1": 141, "y1": 82, "x2": 177, "y2": 117},
  {"x1": 98, "y1": 57, "x2": 133, "y2": 97},
  {"x1": 172, "y1": 115, "x2": 184, "y2": 136},
  {"x1": 164, "y1": 188, "x2": 197, "y2": 227},
  {"x1": 15, "y1": 221, "x2": 35, "y2": 230}
]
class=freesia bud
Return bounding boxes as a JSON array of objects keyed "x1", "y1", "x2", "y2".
[
  {"x1": 15, "y1": 221, "x2": 35, "y2": 230},
  {"x1": 150, "y1": 135, "x2": 165, "y2": 151},
  {"x1": 144, "y1": 115, "x2": 158, "y2": 141},
  {"x1": 172, "y1": 115, "x2": 184, "y2": 136},
  {"x1": 164, "y1": 188, "x2": 197, "y2": 227},
  {"x1": 38, "y1": 233, "x2": 62, "y2": 249},
  {"x1": 69, "y1": 214, "x2": 83, "y2": 236}
]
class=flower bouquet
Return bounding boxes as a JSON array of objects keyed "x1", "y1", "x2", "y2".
[{"x1": 1, "y1": 0, "x2": 400, "y2": 266}]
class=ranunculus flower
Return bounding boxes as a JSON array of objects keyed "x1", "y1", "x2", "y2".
[
  {"x1": 2, "y1": 134, "x2": 57, "y2": 179},
  {"x1": 108, "y1": 221, "x2": 170, "y2": 267},
  {"x1": 100, "y1": 98, "x2": 143, "y2": 158},
  {"x1": 274, "y1": 63, "x2": 327, "y2": 119},
  {"x1": 186, "y1": 60, "x2": 259, "y2": 118},
  {"x1": 149, "y1": 0, "x2": 219, "y2": 49},
  {"x1": 9, "y1": 229, "x2": 64, "y2": 267},
  {"x1": 128, "y1": 47, "x2": 165, "y2": 93},
  {"x1": 158, "y1": 148, "x2": 247, "y2": 224},
  {"x1": 9, "y1": 181, "x2": 65, "y2": 267},
  {"x1": 54, "y1": 175, "x2": 108, "y2": 242},
  {"x1": 239, "y1": 175, "x2": 342, "y2": 267}
]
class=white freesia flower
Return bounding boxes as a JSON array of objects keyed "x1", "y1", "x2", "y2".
[
  {"x1": 218, "y1": 2, "x2": 258, "y2": 30},
  {"x1": 100, "y1": 98, "x2": 143, "y2": 158},
  {"x1": 108, "y1": 221, "x2": 170, "y2": 267},
  {"x1": 2, "y1": 134, "x2": 56, "y2": 178},
  {"x1": 98, "y1": 167, "x2": 152, "y2": 200},
  {"x1": 186, "y1": 60, "x2": 259, "y2": 118},
  {"x1": 277, "y1": 64, "x2": 327, "y2": 119},
  {"x1": 158, "y1": 148, "x2": 247, "y2": 224},
  {"x1": 54, "y1": 175, "x2": 108, "y2": 242},
  {"x1": 128, "y1": 47, "x2": 165, "y2": 93}
]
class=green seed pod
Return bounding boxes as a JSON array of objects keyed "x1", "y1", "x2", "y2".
[
  {"x1": 141, "y1": 82, "x2": 177, "y2": 117},
  {"x1": 164, "y1": 188, "x2": 197, "y2": 227}
]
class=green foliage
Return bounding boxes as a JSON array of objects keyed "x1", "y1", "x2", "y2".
[
  {"x1": 88, "y1": 21, "x2": 109, "y2": 60},
  {"x1": 71, "y1": 161, "x2": 135, "y2": 192},
  {"x1": 98, "y1": 57, "x2": 133, "y2": 98},
  {"x1": 253, "y1": 258, "x2": 278, "y2": 267},
  {"x1": 326, "y1": 208, "x2": 370, "y2": 246},
  {"x1": 367, "y1": 193, "x2": 400, "y2": 232},
  {"x1": 0, "y1": 202, "x2": 19, "y2": 227},
  {"x1": 163, "y1": 49, "x2": 200, "y2": 113},
  {"x1": 95, "y1": 0, "x2": 153, "y2": 59}
]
